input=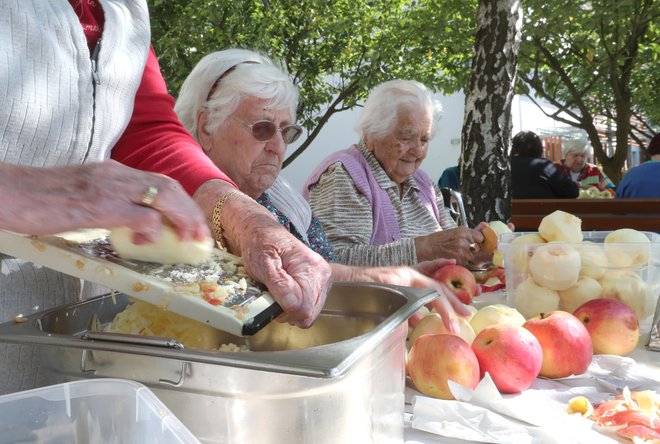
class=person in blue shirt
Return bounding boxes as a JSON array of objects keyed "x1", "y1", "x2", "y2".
[{"x1": 616, "y1": 133, "x2": 660, "y2": 198}]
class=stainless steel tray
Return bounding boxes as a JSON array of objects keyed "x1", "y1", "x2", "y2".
[{"x1": 0, "y1": 229, "x2": 280, "y2": 336}]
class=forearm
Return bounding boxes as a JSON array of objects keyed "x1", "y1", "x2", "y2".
[{"x1": 0, "y1": 163, "x2": 97, "y2": 233}]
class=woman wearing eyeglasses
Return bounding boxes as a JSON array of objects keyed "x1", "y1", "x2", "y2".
[
  {"x1": 303, "y1": 80, "x2": 488, "y2": 267},
  {"x1": 175, "y1": 49, "x2": 469, "y2": 331}
]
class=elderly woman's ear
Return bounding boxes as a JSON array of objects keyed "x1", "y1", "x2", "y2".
[{"x1": 196, "y1": 108, "x2": 212, "y2": 153}]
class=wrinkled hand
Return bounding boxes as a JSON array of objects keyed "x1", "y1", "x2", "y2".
[
  {"x1": 334, "y1": 260, "x2": 469, "y2": 334},
  {"x1": 195, "y1": 181, "x2": 332, "y2": 328},
  {"x1": 0, "y1": 160, "x2": 209, "y2": 242},
  {"x1": 415, "y1": 226, "x2": 485, "y2": 265}
]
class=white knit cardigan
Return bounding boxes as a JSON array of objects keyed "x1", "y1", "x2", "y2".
[{"x1": 0, "y1": 0, "x2": 150, "y2": 394}]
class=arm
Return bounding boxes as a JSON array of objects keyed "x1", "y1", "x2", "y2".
[
  {"x1": 112, "y1": 47, "x2": 331, "y2": 327},
  {"x1": 0, "y1": 161, "x2": 209, "y2": 242},
  {"x1": 331, "y1": 259, "x2": 469, "y2": 333}
]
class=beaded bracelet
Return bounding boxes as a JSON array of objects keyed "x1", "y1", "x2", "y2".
[{"x1": 212, "y1": 190, "x2": 241, "y2": 250}]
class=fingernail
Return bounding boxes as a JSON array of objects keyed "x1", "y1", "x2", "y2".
[{"x1": 279, "y1": 293, "x2": 299, "y2": 310}]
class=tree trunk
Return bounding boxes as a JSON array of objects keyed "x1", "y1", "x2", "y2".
[{"x1": 461, "y1": 0, "x2": 522, "y2": 225}]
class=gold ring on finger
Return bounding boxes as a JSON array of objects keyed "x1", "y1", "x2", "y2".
[{"x1": 140, "y1": 185, "x2": 159, "y2": 207}]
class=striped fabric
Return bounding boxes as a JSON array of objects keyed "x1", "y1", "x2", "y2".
[{"x1": 308, "y1": 142, "x2": 457, "y2": 266}]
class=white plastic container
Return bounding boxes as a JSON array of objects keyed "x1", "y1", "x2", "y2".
[
  {"x1": 500, "y1": 231, "x2": 660, "y2": 321},
  {"x1": 0, "y1": 378, "x2": 200, "y2": 444}
]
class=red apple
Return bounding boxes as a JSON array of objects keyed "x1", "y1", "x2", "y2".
[
  {"x1": 407, "y1": 334, "x2": 480, "y2": 400},
  {"x1": 523, "y1": 311, "x2": 593, "y2": 379},
  {"x1": 471, "y1": 324, "x2": 543, "y2": 393},
  {"x1": 573, "y1": 298, "x2": 639, "y2": 356},
  {"x1": 432, "y1": 264, "x2": 478, "y2": 304}
]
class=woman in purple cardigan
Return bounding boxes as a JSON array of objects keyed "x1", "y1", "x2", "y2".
[{"x1": 304, "y1": 80, "x2": 487, "y2": 267}]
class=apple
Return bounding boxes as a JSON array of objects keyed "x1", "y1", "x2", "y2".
[
  {"x1": 538, "y1": 210, "x2": 583, "y2": 243},
  {"x1": 558, "y1": 276, "x2": 603, "y2": 313},
  {"x1": 481, "y1": 221, "x2": 512, "y2": 254},
  {"x1": 599, "y1": 272, "x2": 652, "y2": 320},
  {"x1": 575, "y1": 242, "x2": 609, "y2": 280},
  {"x1": 528, "y1": 243, "x2": 581, "y2": 291},
  {"x1": 469, "y1": 304, "x2": 526, "y2": 336},
  {"x1": 471, "y1": 324, "x2": 543, "y2": 393},
  {"x1": 604, "y1": 228, "x2": 651, "y2": 268},
  {"x1": 407, "y1": 334, "x2": 481, "y2": 400},
  {"x1": 409, "y1": 313, "x2": 476, "y2": 346},
  {"x1": 508, "y1": 233, "x2": 546, "y2": 273},
  {"x1": 523, "y1": 311, "x2": 593, "y2": 379},
  {"x1": 573, "y1": 298, "x2": 639, "y2": 356},
  {"x1": 432, "y1": 264, "x2": 478, "y2": 305},
  {"x1": 514, "y1": 277, "x2": 560, "y2": 319}
]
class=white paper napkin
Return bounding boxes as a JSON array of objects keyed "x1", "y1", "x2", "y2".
[{"x1": 408, "y1": 354, "x2": 657, "y2": 444}]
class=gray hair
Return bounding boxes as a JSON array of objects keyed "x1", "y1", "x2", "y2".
[
  {"x1": 563, "y1": 138, "x2": 591, "y2": 157},
  {"x1": 174, "y1": 49, "x2": 299, "y2": 142},
  {"x1": 355, "y1": 79, "x2": 443, "y2": 141}
]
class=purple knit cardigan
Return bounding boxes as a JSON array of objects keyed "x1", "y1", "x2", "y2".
[{"x1": 303, "y1": 145, "x2": 440, "y2": 245}]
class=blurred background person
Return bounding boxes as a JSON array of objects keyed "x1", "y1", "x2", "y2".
[
  {"x1": 303, "y1": 80, "x2": 487, "y2": 267},
  {"x1": 174, "y1": 49, "x2": 468, "y2": 329},
  {"x1": 510, "y1": 131, "x2": 579, "y2": 199},
  {"x1": 555, "y1": 138, "x2": 615, "y2": 192},
  {"x1": 438, "y1": 157, "x2": 461, "y2": 191},
  {"x1": 616, "y1": 133, "x2": 660, "y2": 198}
]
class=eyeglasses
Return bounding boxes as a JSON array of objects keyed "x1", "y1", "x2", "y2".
[{"x1": 233, "y1": 117, "x2": 303, "y2": 144}]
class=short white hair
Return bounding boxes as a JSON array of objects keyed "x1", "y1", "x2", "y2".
[
  {"x1": 355, "y1": 79, "x2": 443, "y2": 141},
  {"x1": 563, "y1": 138, "x2": 591, "y2": 157},
  {"x1": 174, "y1": 49, "x2": 299, "y2": 142}
]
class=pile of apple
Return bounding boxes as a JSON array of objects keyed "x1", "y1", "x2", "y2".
[
  {"x1": 407, "y1": 298, "x2": 642, "y2": 400},
  {"x1": 505, "y1": 211, "x2": 656, "y2": 323},
  {"x1": 578, "y1": 187, "x2": 614, "y2": 199}
]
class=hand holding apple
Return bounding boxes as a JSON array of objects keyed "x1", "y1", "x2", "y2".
[{"x1": 432, "y1": 264, "x2": 478, "y2": 305}]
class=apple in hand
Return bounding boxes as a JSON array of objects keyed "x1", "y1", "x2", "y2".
[
  {"x1": 432, "y1": 264, "x2": 478, "y2": 305},
  {"x1": 409, "y1": 313, "x2": 476, "y2": 347},
  {"x1": 481, "y1": 221, "x2": 512, "y2": 254},
  {"x1": 573, "y1": 298, "x2": 639, "y2": 356},
  {"x1": 407, "y1": 334, "x2": 480, "y2": 400},
  {"x1": 523, "y1": 311, "x2": 593, "y2": 379},
  {"x1": 471, "y1": 324, "x2": 543, "y2": 393}
]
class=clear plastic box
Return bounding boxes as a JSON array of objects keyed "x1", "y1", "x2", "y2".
[
  {"x1": 500, "y1": 231, "x2": 660, "y2": 322},
  {"x1": 0, "y1": 378, "x2": 200, "y2": 444}
]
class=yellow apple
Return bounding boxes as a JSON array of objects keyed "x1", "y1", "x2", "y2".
[
  {"x1": 514, "y1": 277, "x2": 560, "y2": 319},
  {"x1": 538, "y1": 210, "x2": 583, "y2": 243},
  {"x1": 469, "y1": 304, "x2": 526, "y2": 336},
  {"x1": 528, "y1": 243, "x2": 581, "y2": 291},
  {"x1": 559, "y1": 276, "x2": 603, "y2": 313}
]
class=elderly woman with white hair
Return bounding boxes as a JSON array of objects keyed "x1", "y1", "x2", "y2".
[
  {"x1": 556, "y1": 138, "x2": 615, "y2": 192},
  {"x1": 174, "y1": 49, "x2": 469, "y2": 331},
  {"x1": 304, "y1": 80, "x2": 487, "y2": 267}
]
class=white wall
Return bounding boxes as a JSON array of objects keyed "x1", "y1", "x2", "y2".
[{"x1": 280, "y1": 92, "x2": 575, "y2": 191}]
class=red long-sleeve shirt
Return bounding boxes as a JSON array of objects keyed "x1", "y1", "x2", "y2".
[{"x1": 72, "y1": 0, "x2": 235, "y2": 195}]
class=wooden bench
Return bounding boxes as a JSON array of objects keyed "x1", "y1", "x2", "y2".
[{"x1": 511, "y1": 199, "x2": 660, "y2": 231}]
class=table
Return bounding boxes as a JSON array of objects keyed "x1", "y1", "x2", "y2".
[{"x1": 404, "y1": 316, "x2": 659, "y2": 444}]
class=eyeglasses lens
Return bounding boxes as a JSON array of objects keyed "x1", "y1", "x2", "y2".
[{"x1": 251, "y1": 121, "x2": 302, "y2": 144}]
